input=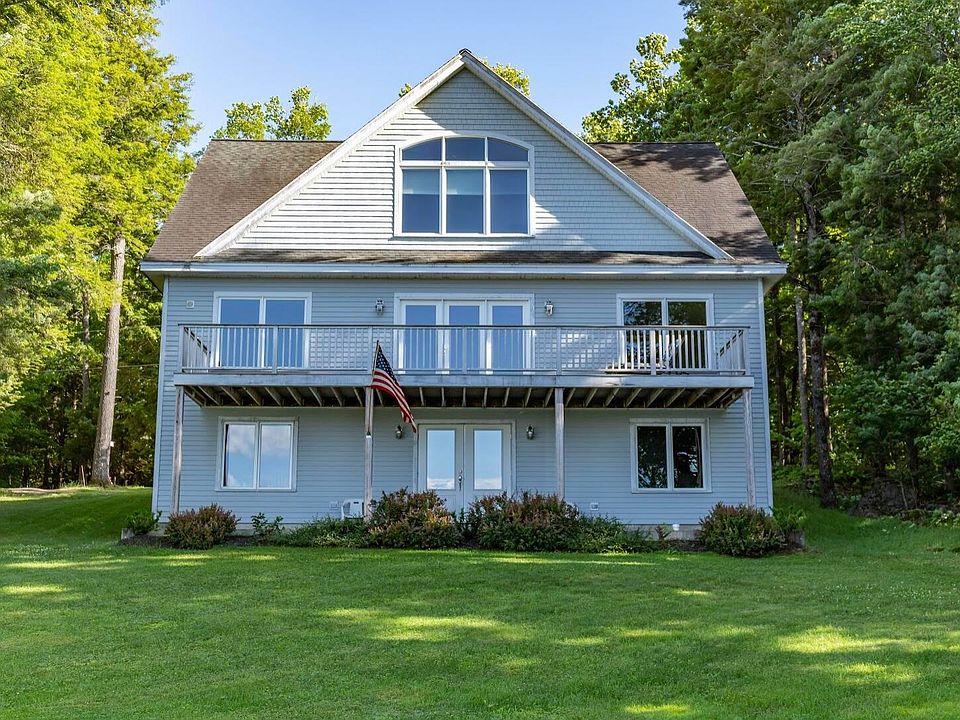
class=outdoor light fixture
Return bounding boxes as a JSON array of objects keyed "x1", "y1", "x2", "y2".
[
  {"x1": 395, "y1": 425, "x2": 404, "y2": 440},
  {"x1": 543, "y1": 300, "x2": 554, "y2": 316},
  {"x1": 526, "y1": 425, "x2": 535, "y2": 440},
  {"x1": 375, "y1": 298, "x2": 385, "y2": 315}
]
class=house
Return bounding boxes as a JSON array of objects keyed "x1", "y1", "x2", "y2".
[{"x1": 141, "y1": 50, "x2": 786, "y2": 530}]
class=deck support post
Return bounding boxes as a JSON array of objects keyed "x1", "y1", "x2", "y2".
[
  {"x1": 743, "y1": 388, "x2": 756, "y2": 507},
  {"x1": 555, "y1": 387, "x2": 565, "y2": 499},
  {"x1": 363, "y1": 386, "x2": 374, "y2": 519},
  {"x1": 171, "y1": 385, "x2": 184, "y2": 516}
]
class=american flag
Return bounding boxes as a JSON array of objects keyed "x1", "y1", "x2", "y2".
[{"x1": 370, "y1": 342, "x2": 417, "y2": 432}]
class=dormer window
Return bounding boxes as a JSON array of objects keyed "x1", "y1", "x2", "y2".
[{"x1": 398, "y1": 136, "x2": 531, "y2": 236}]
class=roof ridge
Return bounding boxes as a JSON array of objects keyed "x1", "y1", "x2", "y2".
[{"x1": 207, "y1": 138, "x2": 345, "y2": 144}]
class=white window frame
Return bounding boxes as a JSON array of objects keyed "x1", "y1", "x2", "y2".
[
  {"x1": 395, "y1": 294, "x2": 533, "y2": 372},
  {"x1": 616, "y1": 293, "x2": 715, "y2": 327},
  {"x1": 394, "y1": 132, "x2": 535, "y2": 238},
  {"x1": 213, "y1": 292, "x2": 312, "y2": 369},
  {"x1": 629, "y1": 418, "x2": 711, "y2": 493},
  {"x1": 216, "y1": 417, "x2": 298, "y2": 492}
]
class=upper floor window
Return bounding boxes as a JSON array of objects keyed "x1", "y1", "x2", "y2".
[{"x1": 399, "y1": 136, "x2": 530, "y2": 236}]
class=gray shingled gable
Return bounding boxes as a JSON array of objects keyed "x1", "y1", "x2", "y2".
[{"x1": 145, "y1": 139, "x2": 779, "y2": 265}]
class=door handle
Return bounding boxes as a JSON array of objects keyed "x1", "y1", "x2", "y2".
[{"x1": 457, "y1": 471, "x2": 463, "y2": 490}]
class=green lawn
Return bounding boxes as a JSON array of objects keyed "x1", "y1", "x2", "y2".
[{"x1": 1, "y1": 488, "x2": 959, "y2": 719}]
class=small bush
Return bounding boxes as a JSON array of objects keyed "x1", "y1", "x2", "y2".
[
  {"x1": 251, "y1": 513, "x2": 285, "y2": 543},
  {"x1": 462, "y1": 492, "x2": 581, "y2": 551},
  {"x1": 573, "y1": 516, "x2": 655, "y2": 554},
  {"x1": 281, "y1": 518, "x2": 369, "y2": 548},
  {"x1": 773, "y1": 505, "x2": 806, "y2": 534},
  {"x1": 367, "y1": 489, "x2": 460, "y2": 549},
  {"x1": 166, "y1": 505, "x2": 238, "y2": 549},
  {"x1": 698, "y1": 503, "x2": 785, "y2": 557},
  {"x1": 125, "y1": 509, "x2": 161, "y2": 536}
]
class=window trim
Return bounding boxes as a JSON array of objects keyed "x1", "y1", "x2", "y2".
[
  {"x1": 394, "y1": 132, "x2": 535, "y2": 238},
  {"x1": 216, "y1": 417, "x2": 298, "y2": 492},
  {"x1": 629, "y1": 418, "x2": 711, "y2": 493},
  {"x1": 616, "y1": 293, "x2": 715, "y2": 327}
]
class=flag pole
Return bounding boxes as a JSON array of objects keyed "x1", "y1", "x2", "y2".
[{"x1": 363, "y1": 340, "x2": 377, "y2": 520}]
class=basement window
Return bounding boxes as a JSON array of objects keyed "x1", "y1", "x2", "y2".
[
  {"x1": 632, "y1": 422, "x2": 707, "y2": 491},
  {"x1": 221, "y1": 420, "x2": 296, "y2": 491}
]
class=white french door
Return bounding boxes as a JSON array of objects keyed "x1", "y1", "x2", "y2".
[
  {"x1": 417, "y1": 423, "x2": 512, "y2": 511},
  {"x1": 398, "y1": 298, "x2": 530, "y2": 372}
]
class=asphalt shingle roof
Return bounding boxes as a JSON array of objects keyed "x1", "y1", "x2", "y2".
[{"x1": 145, "y1": 139, "x2": 780, "y2": 265}]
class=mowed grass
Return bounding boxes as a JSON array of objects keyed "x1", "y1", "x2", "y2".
[{"x1": 1, "y1": 488, "x2": 959, "y2": 719}]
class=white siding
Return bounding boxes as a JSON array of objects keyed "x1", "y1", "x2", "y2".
[
  {"x1": 232, "y1": 70, "x2": 699, "y2": 254},
  {"x1": 152, "y1": 276, "x2": 772, "y2": 525}
]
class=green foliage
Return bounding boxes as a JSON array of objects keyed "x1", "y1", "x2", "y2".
[
  {"x1": 699, "y1": 503, "x2": 786, "y2": 557},
  {"x1": 773, "y1": 506, "x2": 806, "y2": 534},
  {"x1": 250, "y1": 512, "x2": 284, "y2": 543},
  {"x1": 165, "y1": 505, "x2": 238, "y2": 550},
  {"x1": 214, "y1": 86, "x2": 331, "y2": 140},
  {"x1": 280, "y1": 518, "x2": 369, "y2": 548},
  {"x1": 125, "y1": 508, "x2": 161, "y2": 535},
  {"x1": 367, "y1": 489, "x2": 460, "y2": 549},
  {"x1": 461, "y1": 492, "x2": 581, "y2": 551},
  {"x1": 572, "y1": 516, "x2": 656, "y2": 554},
  {"x1": 902, "y1": 508, "x2": 960, "y2": 529}
]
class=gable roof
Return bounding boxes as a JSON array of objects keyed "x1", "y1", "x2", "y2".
[{"x1": 145, "y1": 138, "x2": 779, "y2": 265}]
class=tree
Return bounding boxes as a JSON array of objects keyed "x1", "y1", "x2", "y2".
[{"x1": 214, "y1": 87, "x2": 331, "y2": 140}]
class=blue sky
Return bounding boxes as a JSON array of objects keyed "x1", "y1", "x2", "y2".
[{"x1": 155, "y1": 1, "x2": 686, "y2": 151}]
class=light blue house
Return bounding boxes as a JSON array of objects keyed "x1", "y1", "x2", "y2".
[{"x1": 141, "y1": 50, "x2": 785, "y2": 529}]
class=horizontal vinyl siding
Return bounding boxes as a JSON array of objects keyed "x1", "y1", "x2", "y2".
[
  {"x1": 234, "y1": 70, "x2": 698, "y2": 254},
  {"x1": 154, "y1": 276, "x2": 772, "y2": 522}
]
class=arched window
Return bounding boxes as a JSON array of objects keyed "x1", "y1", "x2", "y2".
[{"x1": 398, "y1": 136, "x2": 531, "y2": 235}]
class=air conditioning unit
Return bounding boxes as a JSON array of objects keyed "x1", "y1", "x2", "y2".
[{"x1": 341, "y1": 499, "x2": 364, "y2": 519}]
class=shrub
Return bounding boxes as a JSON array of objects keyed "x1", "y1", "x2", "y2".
[
  {"x1": 367, "y1": 489, "x2": 460, "y2": 549},
  {"x1": 281, "y1": 518, "x2": 369, "y2": 548},
  {"x1": 166, "y1": 505, "x2": 238, "y2": 550},
  {"x1": 251, "y1": 513, "x2": 285, "y2": 543},
  {"x1": 125, "y1": 509, "x2": 161, "y2": 536},
  {"x1": 462, "y1": 492, "x2": 581, "y2": 551},
  {"x1": 773, "y1": 505, "x2": 806, "y2": 534},
  {"x1": 573, "y1": 516, "x2": 655, "y2": 554},
  {"x1": 698, "y1": 503, "x2": 785, "y2": 557}
]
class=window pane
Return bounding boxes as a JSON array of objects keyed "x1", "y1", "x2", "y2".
[
  {"x1": 448, "y1": 304, "x2": 482, "y2": 371},
  {"x1": 258, "y1": 423, "x2": 293, "y2": 489},
  {"x1": 636, "y1": 426, "x2": 668, "y2": 489},
  {"x1": 219, "y1": 299, "x2": 261, "y2": 368},
  {"x1": 491, "y1": 305, "x2": 525, "y2": 370},
  {"x1": 402, "y1": 139, "x2": 441, "y2": 161},
  {"x1": 265, "y1": 299, "x2": 306, "y2": 369},
  {"x1": 445, "y1": 137, "x2": 484, "y2": 161},
  {"x1": 403, "y1": 304, "x2": 438, "y2": 370},
  {"x1": 488, "y1": 138, "x2": 528, "y2": 161},
  {"x1": 426, "y1": 429, "x2": 456, "y2": 490},
  {"x1": 402, "y1": 169, "x2": 440, "y2": 233},
  {"x1": 224, "y1": 423, "x2": 256, "y2": 488},
  {"x1": 623, "y1": 301, "x2": 663, "y2": 326},
  {"x1": 445, "y1": 169, "x2": 483, "y2": 233},
  {"x1": 673, "y1": 426, "x2": 704, "y2": 488},
  {"x1": 473, "y1": 429, "x2": 503, "y2": 490},
  {"x1": 667, "y1": 301, "x2": 707, "y2": 326},
  {"x1": 490, "y1": 170, "x2": 527, "y2": 233}
]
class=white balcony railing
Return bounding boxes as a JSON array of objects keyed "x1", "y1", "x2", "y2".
[{"x1": 178, "y1": 324, "x2": 749, "y2": 377}]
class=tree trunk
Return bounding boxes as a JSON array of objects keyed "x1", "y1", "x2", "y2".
[
  {"x1": 773, "y1": 303, "x2": 788, "y2": 466},
  {"x1": 795, "y1": 291, "x2": 810, "y2": 471},
  {"x1": 808, "y1": 300, "x2": 835, "y2": 507},
  {"x1": 80, "y1": 290, "x2": 91, "y2": 402},
  {"x1": 92, "y1": 235, "x2": 125, "y2": 487}
]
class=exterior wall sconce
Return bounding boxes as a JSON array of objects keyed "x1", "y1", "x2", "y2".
[
  {"x1": 526, "y1": 425, "x2": 535, "y2": 440},
  {"x1": 375, "y1": 298, "x2": 385, "y2": 315},
  {"x1": 543, "y1": 300, "x2": 554, "y2": 316},
  {"x1": 395, "y1": 425, "x2": 404, "y2": 440}
]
